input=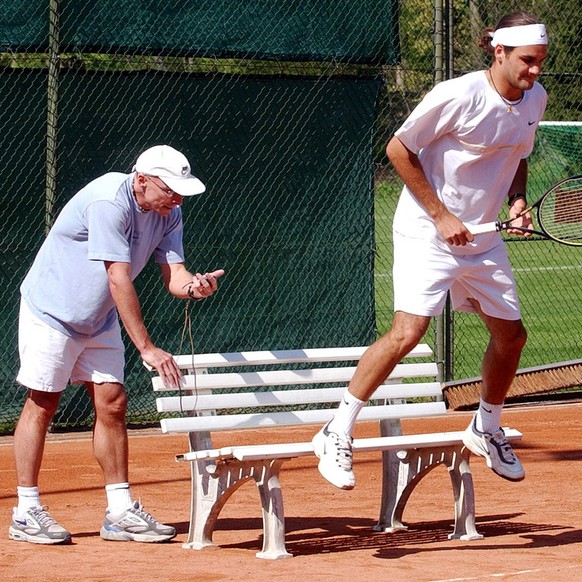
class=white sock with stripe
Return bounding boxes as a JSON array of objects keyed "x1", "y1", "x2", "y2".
[
  {"x1": 105, "y1": 482, "x2": 133, "y2": 514},
  {"x1": 326, "y1": 390, "x2": 365, "y2": 438},
  {"x1": 476, "y1": 399, "x2": 503, "y2": 433},
  {"x1": 17, "y1": 486, "x2": 42, "y2": 515}
]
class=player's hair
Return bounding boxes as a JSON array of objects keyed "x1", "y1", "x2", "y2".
[{"x1": 478, "y1": 11, "x2": 541, "y2": 55}]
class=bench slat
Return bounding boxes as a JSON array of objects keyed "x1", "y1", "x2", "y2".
[
  {"x1": 153, "y1": 362, "x2": 439, "y2": 392},
  {"x1": 168, "y1": 344, "x2": 433, "y2": 370},
  {"x1": 156, "y1": 381, "x2": 442, "y2": 413},
  {"x1": 160, "y1": 401, "x2": 446, "y2": 433},
  {"x1": 175, "y1": 429, "x2": 523, "y2": 462}
]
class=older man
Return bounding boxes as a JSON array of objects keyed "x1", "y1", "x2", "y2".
[{"x1": 11, "y1": 145, "x2": 224, "y2": 544}]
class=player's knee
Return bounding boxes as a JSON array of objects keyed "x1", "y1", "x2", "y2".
[
  {"x1": 26, "y1": 389, "x2": 61, "y2": 419},
  {"x1": 515, "y1": 325, "x2": 528, "y2": 351},
  {"x1": 94, "y1": 388, "x2": 127, "y2": 420},
  {"x1": 382, "y1": 328, "x2": 423, "y2": 358},
  {"x1": 501, "y1": 323, "x2": 527, "y2": 353}
]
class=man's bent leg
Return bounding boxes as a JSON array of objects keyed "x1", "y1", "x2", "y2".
[
  {"x1": 312, "y1": 312, "x2": 432, "y2": 489},
  {"x1": 463, "y1": 304, "x2": 527, "y2": 481},
  {"x1": 347, "y1": 312, "x2": 433, "y2": 402}
]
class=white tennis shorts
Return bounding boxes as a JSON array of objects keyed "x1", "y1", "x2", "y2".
[
  {"x1": 392, "y1": 232, "x2": 521, "y2": 320},
  {"x1": 16, "y1": 300, "x2": 125, "y2": 393}
]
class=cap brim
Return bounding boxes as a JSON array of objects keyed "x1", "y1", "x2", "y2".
[{"x1": 161, "y1": 176, "x2": 206, "y2": 197}]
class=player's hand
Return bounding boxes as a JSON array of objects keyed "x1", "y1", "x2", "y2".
[
  {"x1": 507, "y1": 198, "x2": 532, "y2": 236},
  {"x1": 436, "y1": 212, "x2": 474, "y2": 246},
  {"x1": 189, "y1": 269, "x2": 225, "y2": 300},
  {"x1": 142, "y1": 346, "x2": 183, "y2": 389}
]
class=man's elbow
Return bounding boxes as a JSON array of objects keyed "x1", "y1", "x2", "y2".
[{"x1": 386, "y1": 136, "x2": 403, "y2": 164}]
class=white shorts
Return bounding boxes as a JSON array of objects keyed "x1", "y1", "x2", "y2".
[
  {"x1": 17, "y1": 300, "x2": 125, "y2": 393},
  {"x1": 392, "y1": 232, "x2": 521, "y2": 320}
]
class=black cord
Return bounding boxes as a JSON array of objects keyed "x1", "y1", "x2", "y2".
[{"x1": 178, "y1": 297, "x2": 198, "y2": 415}]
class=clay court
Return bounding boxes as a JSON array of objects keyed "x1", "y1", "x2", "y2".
[{"x1": 2, "y1": 401, "x2": 582, "y2": 581}]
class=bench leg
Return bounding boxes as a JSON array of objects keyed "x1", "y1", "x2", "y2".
[
  {"x1": 447, "y1": 447, "x2": 483, "y2": 541},
  {"x1": 254, "y1": 459, "x2": 292, "y2": 559},
  {"x1": 374, "y1": 418, "x2": 482, "y2": 540},
  {"x1": 183, "y1": 454, "x2": 292, "y2": 559},
  {"x1": 374, "y1": 445, "x2": 483, "y2": 540},
  {"x1": 182, "y1": 432, "x2": 221, "y2": 551}
]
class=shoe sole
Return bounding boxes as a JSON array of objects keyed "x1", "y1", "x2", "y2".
[
  {"x1": 100, "y1": 527, "x2": 176, "y2": 543},
  {"x1": 9, "y1": 527, "x2": 71, "y2": 545},
  {"x1": 463, "y1": 437, "x2": 525, "y2": 482}
]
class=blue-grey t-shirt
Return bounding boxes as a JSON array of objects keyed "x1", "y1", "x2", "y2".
[{"x1": 21, "y1": 172, "x2": 185, "y2": 338}]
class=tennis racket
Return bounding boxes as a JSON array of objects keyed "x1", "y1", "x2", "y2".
[{"x1": 467, "y1": 175, "x2": 582, "y2": 246}]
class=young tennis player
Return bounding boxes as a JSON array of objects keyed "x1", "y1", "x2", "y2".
[
  {"x1": 312, "y1": 11, "x2": 548, "y2": 490},
  {"x1": 10, "y1": 145, "x2": 224, "y2": 544}
]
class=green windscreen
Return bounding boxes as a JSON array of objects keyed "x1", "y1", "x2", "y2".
[
  {"x1": 54, "y1": 73, "x2": 382, "y2": 353},
  {"x1": 2, "y1": 0, "x2": 400, "y2": 64},
  {"x1": 0, "y1": 72, "x2": 381, "y2": 428}
]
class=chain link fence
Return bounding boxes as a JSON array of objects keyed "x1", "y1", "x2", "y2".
[{"x1": 1, "y1": 1, "x2": 581, "y2": 433}]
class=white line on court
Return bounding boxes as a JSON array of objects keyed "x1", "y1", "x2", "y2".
[
  {"x1": 375, "y1": 266, "x2": 582, "y2": 277},
  {"x1": 430, "y1": 564, "x2": 582, "y2": 581},
  {"x1": 514, "y1": 264, "x2": 582, "y2": 273}
]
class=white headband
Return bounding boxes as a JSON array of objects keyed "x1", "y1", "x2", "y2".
[{"x1": 490, "y1": 23, "x2": 548, "y2": 47}]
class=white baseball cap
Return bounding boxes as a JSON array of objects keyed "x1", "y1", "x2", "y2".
[{"x1": 133, "y1": 145, "x2": 206, "y2": 196}]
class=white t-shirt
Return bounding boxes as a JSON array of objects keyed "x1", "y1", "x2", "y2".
[
  {"x1": 21, "y1": 172, "x2": 185, "y2": 338},
  {"x1": 393, "y1": 70, "x2": 547, "y2": 255}
]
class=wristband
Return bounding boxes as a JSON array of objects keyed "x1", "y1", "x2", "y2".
[{"x1": 507, "y1": 192, "x2": 526, "y2": 207}]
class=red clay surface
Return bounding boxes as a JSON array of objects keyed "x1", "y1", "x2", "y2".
[{"x1": 2, "y1": 402, "x2": 582, "y2": 581}]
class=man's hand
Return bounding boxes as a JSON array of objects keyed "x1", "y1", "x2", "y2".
[
  {"x1": 435, "y1": 211, "x2": 475, "y2": 246},
  {"x1": 141, "y1": 346, "x2": 183, "y2": 389},
  {"x1": 506, "y1": 197, "x2": 532, "y2": 237},
  {"x1": 188, "y1": 269, "x2": 225, "y2": 300}
]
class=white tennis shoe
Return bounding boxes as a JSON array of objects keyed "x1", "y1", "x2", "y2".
[
  {"x1": 312, "y1": 422, "x2": 355, "y2": 490},
  {"x1": 463, "y1": 416, "x2": 525, "y2": 481},
  {"x1": 9, "y1": 506, "x2": 71, "y2": 544},
  {"x1": 100, "y1": 500, "x2": 176, "y2": 543}
]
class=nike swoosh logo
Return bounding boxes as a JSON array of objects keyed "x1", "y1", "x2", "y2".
[
  {"x1": 482, "y1": 406, "x2": 492, "y2": 413},
  {"x1": 528, "y1": 121, "x2": 535, "y2": 126},
  {"x1": 14, "y1": 519, "x2": 27, "y2": 526}
]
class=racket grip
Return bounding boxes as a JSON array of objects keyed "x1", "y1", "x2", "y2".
[{"x1": 466, "y1": 222, "x2": 500, "y2": 235}]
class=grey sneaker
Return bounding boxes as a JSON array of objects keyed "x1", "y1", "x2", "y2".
[
  {"x1": 100, "y1": 500, "x2": 176, "y2": 543},
  {"x1": 9, "y1": 506, "x2": 71, "y2": 545},
  {"x1": 463, "y1": 416, "x2": 525, "y2": 481},
  {"x1": 312, "y1": 422, "x2": 355, "y2": 490}
]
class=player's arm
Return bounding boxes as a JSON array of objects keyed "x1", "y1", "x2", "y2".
[
  {"x1": 386, "y1": 136, "x2": 474, "y2": 245},
  {"x1": 105, "y1": 260, "x2": 182, "y2": 388},
  {"x1": 506, "y1": 159, "x2": 533, "y2": 236},
  {"x1": 159, "y1": 262, "x2": 225, "y2": 300}
]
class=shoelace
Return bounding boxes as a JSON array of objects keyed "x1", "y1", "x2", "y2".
[
  {"x1": 131, "y1": 501, "x2": 157, "y2": 524},
  {"x1": 30, "y1": 506, "x2": 58, "y2": 527},
  {"x1": 490, "y1": 430, "x2": 517, "y2": 462},
  {"x1": 332, "y1": 434, "x2": 353, "y2": 470}
]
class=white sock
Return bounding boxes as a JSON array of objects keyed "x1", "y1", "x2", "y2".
[
  {"x1": 105, "y1": 482, "x2": 133, "y2": 514},
  {"x1": 476, "y1": 399, "x2": 503, "y2": 433},
  {"x1": 327, "y1": 390, "x2": 365, "y2": 438},
  {"x1": 17, "y1": 486, "x2": 42, "y2": 515}
]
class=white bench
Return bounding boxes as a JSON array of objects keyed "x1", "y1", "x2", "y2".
[{"x1": 150, "y1": 344, "x2": 521, "y2": 559}]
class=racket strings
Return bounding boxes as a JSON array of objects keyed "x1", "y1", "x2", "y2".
[{"x1": 540, "y1": 184, "x2": 582, "y2": 242}]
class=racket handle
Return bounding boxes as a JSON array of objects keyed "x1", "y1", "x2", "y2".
[{"x1": 466, "y1": 221, "x2": 500, "y2": 235}]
